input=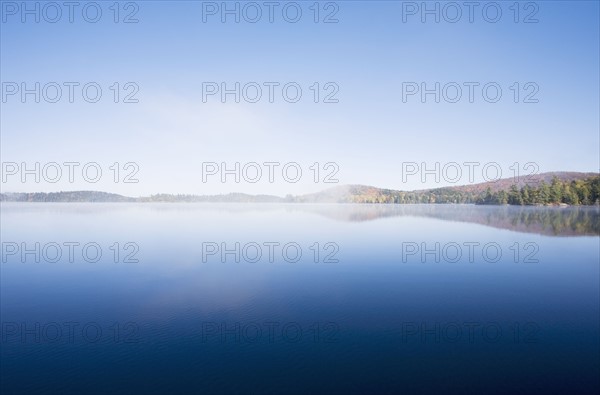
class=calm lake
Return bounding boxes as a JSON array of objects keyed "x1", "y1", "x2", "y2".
[{"x1": 1, "y1": 203, "x2": 599, "y2": 394}]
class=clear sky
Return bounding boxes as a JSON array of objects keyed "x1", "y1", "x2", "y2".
[{"x1": 1, "y1": 0, "x2": 599, "y2": 196}]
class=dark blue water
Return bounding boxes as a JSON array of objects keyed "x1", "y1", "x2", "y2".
[{"x1": 1, "y1": 204, "x2": 599, "y2": 394}]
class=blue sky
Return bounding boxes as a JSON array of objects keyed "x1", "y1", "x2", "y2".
[{"x1": 1, "y1": 0, "x2": 599, "y2": 196}]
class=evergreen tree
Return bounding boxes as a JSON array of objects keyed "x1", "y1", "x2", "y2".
[
  {"x1": 508, "y1": 185, "x2": 523, "y2": 205},
  {"x1": 538, "y1": 181, "x2": 551, "y2": 204},
  {"x1": 521, "y1": 185, "x2": 531, "y2": 205},
  {"x1": 550, "y1": 176, "x2": 562, "y2": 202}
]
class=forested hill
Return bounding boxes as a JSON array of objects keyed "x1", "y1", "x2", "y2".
[
  {"x1": 2, "y1": 172, "x2": 598, "y2": 205},
  {"x1": 0, "y1": 191, "x2": 282, "y2": 203},
  {"x1": 294, "y1": 172, "x2": 600, "y2": 205},
  {"x1": 0, "y1": 191, "x2": 135, "y2": 202}
]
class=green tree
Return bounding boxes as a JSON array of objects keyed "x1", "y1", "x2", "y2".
[
  {"x1": 550, "y1": 176, "x2": 562, "y2": 203},
  {"x1": 521, "y1": 185, "x2": 531, "y2": 205},
  {"x1": 538, "y1": 181, "x2": 551, "y2": 204},
  {"x1": 563, "y1": 184, "x2": 579, "y2": 205},
  {"x1": 508, "y1": 185, "x2": 523, "y2": 205}
]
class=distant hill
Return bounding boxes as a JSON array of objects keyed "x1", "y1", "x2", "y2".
[
  {"x1": 295, "y1": 172, "x2": 600, "y2": 205},
  {"x1": 0, "y1": 191, "x2": 135, "y2": 203},
  {"x1": 0, "y1": 191, "x2": 285, "y2": 203},
  {"x1": 2, "y1": 172, "x2": 598, "y2": 205},
  {"x1": 138, "y1": 193, "x2": 284, "y2": 203},
  {"x1": 438, "y1": 171, "x2": 598, "y2": 194}
]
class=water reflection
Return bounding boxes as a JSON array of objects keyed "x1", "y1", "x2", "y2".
[
  {"x1": 1, "y1": 203, "x2": 598, "y2": 394},
  {"x1": 2, "y1": 203, "x2": 598, "y2": 237}
]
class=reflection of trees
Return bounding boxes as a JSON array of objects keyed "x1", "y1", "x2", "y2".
[
  {"x1": 468, "y1": 206, "x2": 599, "y2": 236},
  {"x1": 504, "y1": 207, "x2": 599, "y2": 236},
  {"x1": 3, "y1": 200, "x2": 597, "y2": 237},
  {"x1": 293, "y1": 205, "x2": 600, "y2": 237}
]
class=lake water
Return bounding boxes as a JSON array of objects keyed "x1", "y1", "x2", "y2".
[{"x1": 1, "y1": 204, "x2": 599, "y2": 394}]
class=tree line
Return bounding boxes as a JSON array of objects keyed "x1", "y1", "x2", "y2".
[
  {"x1": 345, "y1": 176, "x2": 600, "y2": 205},
  {"x1": 476, "y1": 176, "x2": 600, "y2": 205}
]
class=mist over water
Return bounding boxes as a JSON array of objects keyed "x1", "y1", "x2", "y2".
[{"x1": 1, "y1": 203, "x2": 598, "y2": 394}]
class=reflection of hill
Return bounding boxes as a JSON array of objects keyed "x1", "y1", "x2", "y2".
[
  {"x1": 291, "y1": 205, "x2": 600, "y2": 237},
  {"x1": 3, "y1": 202, "x2": 595, "y2": 237}
]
